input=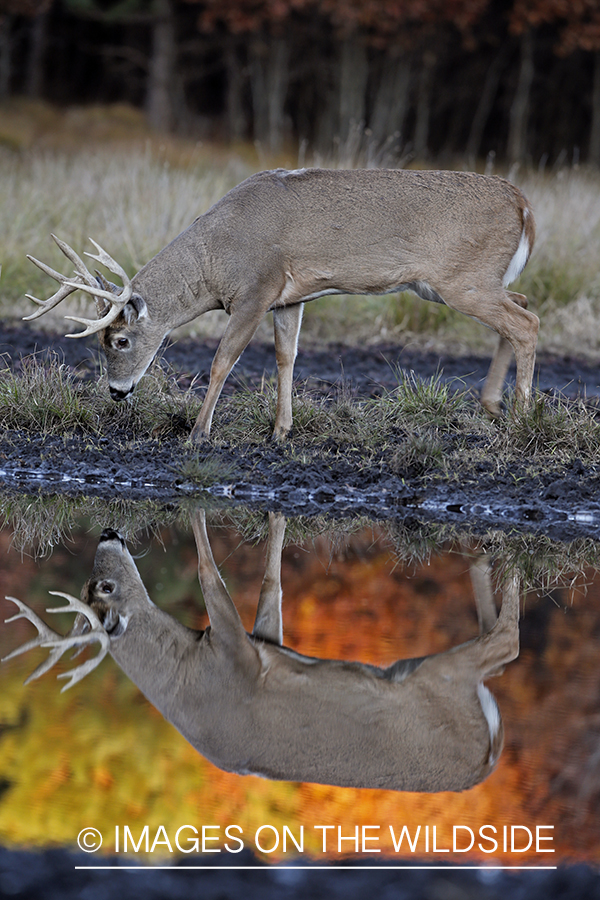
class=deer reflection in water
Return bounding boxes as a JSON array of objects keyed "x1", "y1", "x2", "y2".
[{"x1": 3, "y1": 512, "x2": 520, "y2": 792}]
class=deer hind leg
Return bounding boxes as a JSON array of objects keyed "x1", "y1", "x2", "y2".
[
  {"x1": 480, "y1": 292, "x2": 536, "y2": 416},
  {"x1": 445, "y1": 286, "x2": 538, "y2": 415},
  {"x1": 190, "y1": 302, "x2": 266, "y2": 443},
  {"x1": 272, "y1": 304, "x2": 304, "y2": 441},
  {"x1": 469, "y1": 553, "x2": 498, "y2": 634},
  {"x1": 473, "y1": 570, "x2": 521, "y2": 676},
  {"x1": 252, "y1": 512, "x2": 287, "y2": 644}
]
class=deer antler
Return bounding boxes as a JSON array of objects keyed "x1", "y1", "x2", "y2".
[
  {"x1": 25, "y1": 234, "x2": 133, "y2": 338},
  {"x1": 2, "y1": 592, "x2": 110, "y2": 691}
]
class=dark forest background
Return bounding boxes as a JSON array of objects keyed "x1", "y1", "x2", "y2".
[{"x1": 2, "y1": 0, "x2": 600, "y2": 165}]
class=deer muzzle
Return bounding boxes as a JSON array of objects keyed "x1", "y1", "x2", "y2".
[
  {"x1": 99, "y1": 528, "x2": 125, "y2": 544},
  {"x1": 109, "y1": 386, "x2": 133, "y2": 401}
]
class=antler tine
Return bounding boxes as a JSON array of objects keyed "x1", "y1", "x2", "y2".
[
  {"x1": 51, "y1": 234, "x2": 99, "y2": 289},
  {"x1": 2, "y1": 592, "x2": 111, "y2": 692},
  {"x1": 63, "y1": 304, "x2": 127, "y2": 339},
  {"x1": 23, "y1": 281, "x2": 80, "y2": 321},
  {"x1": 44, "y1": 592, "x2": 110, "y2": 691},
  {"x1": 63, "y1": 238, "x2": 133, "y2": 338},
  {"x1": 2, "y1": 596, "x2": 67, "y2": 679},
  {"x1": 25, "y1": 234, "x2": 133, "y2": 337},
  {"x1": 24, "y1": 234, "x2": 96, "y2": 322},
  {"x1": 85, "y1": 237, "x2": 131, "y2": 286},
  {"x1": 24, "y1": 252, "x2": 83, "y2": 320}
]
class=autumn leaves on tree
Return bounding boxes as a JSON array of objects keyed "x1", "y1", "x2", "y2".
[{"x1": 1, "y1": 0, "x2": 600, "y2": 163}]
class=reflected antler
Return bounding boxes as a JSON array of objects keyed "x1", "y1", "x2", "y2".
[
  {"x1": 2, "y1": 592, "x2": 110, "y2": 691},
  {"x1": 25, "y1": 234, "x2": 132, "y2": 338}
]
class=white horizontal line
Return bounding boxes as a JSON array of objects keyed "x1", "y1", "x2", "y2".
[{"x1": 75, "y1": 865, "x2": 558, "y2": 871}]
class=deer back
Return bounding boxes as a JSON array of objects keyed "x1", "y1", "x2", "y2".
[{"x1": 79, "y1": 529, "x2": 517, "y2": 793}]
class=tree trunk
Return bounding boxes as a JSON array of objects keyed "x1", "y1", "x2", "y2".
[
  {"x1": 0, "y1": 14, "x2": 12, "y2": 99},
  {"x1": 225, "y1": 39, "x2": 247, "y2": 142},
  {"x1": 249, "y1": 35, "x2": 290, "y2": 155},
  {"x1": 507, "y1": 31, "x2": 534, "y2": 165},
  {"x1": 248, "y1": 37, "x2": 269, "y2": 148},
  {"x1": 338, "y1": 36, "x2": 368, "y2": 144},
  {"x1": 466, "y1": 46, "x2": 508, "y2": 165},
  {"x1": 266, "y1": 37, "x2": 289, "y2": 155},
  {"x1": 369, "y1": 48, "x2": 411, "y2": 148},
  {"x1": 589, "y1": 51, "x2": 600, "y2": 166},
  {"x1": 414, "y1": 50, "x2": 436, "y2": 160},
  {"x1": 146, "y1": 0, "x2": 177, "y2": 133},
  {"x1": 25, "y1": 9, "x2": 48, "y2": 98}
]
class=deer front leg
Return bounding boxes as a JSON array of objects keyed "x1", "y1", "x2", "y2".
[
  {"x1": 272, "y1": 304, "x2": 304, "y2": 441},
  {"x1": 190, "y1": 303, "x2": 266, "y2": 443},
  {"x1": 253, "y1": 512, "x2": 287, "y2": 644},
  {"x1": 190, "y1": 509, "x2": 256, "y2": 660}
]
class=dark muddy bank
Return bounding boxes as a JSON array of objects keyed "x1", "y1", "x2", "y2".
[
  {"x1": 2, "y1": 321, "x2": 598, "y2": 401},
  {"x1": 0, "y1": 323, "x2": 599, "y2": 541},
  {"x1": 1, "y1": 846, "x2": 598, "y2": 900}
]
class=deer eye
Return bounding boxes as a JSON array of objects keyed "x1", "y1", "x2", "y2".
[
  {"x1": 115, "y1": 337, "x2": 130, "y2": 350},
  {"x1": 99, "y1": 580, "x2": 114, "y2": 594}
]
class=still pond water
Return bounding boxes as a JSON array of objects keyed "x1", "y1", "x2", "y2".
[{"x1": 0, "y1": 506, "x2": 598, "y2": 867}]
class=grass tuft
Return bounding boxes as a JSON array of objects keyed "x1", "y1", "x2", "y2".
[
  {"x1": 390, "y1": 430, "x2": 445, "y2": 475},
  {"x1": 499, "y1": 393, "x2": 600, "y2": 460},
  {"x1": 0, "y1": 354, "x2": 202, "y2": 439},
  {"x1": 0, "y1": 353, "x2": 98, "y2": 434}
]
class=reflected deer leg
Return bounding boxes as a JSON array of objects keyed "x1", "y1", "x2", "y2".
[
  {"x1": 469, "y1": 553, "x2": 498, "y2": 634},
  {"x1": 253, "y1": 512, "x2": 287, "y2": 644},
  {"x1": 190, "y1": 509, "x2": 250, "y2": 651},
  {"x1": 473, "y1": 571, "x2": 521, "y2": 675},
  {"x1": 272, "y1": 304, "x2": 304, "y2": 441}
]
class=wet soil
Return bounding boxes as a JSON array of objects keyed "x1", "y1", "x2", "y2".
[{"x1": 1, "y1": 322, "x2": 599, "y2": 540}]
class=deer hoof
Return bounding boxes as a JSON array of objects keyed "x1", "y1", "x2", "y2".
[
  {"x1": 271, "y1": 426, "x2": 291, "y2": 443},
  {"x1": 189, "y1": 425, "x2": 211, "y2": 445},
  {"x1": 480, "y1": 397, "x2": 502, "y2": 418}
]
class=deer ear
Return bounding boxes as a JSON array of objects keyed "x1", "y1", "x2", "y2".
[
  {"x1": 95, "y1": 272, "x2": 120, "y2": 293},
  {"x1": 94, "y1": 273, "x2": 120, "y2": 319},
  {"x1": 103, "y1": 607, "x2": 127, "y2": 636},
  {"x1": 122, "y1": 293, "x2": 148, "y2": 325},
  {"x1": 96, "y1": 297, "x2": 111, "y2": 318}
]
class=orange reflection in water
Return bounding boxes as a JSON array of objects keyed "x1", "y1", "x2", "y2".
[{"x1": 0, "y1": 524, "x2": 599, "y2": 864}]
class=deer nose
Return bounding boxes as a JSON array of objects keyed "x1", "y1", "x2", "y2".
[
  {"x1": 109, "y1": 385, "x2": 133, "y2": 401},
  {"x1": 100, "y1": 529, "x2": 125, "y2": 544}
]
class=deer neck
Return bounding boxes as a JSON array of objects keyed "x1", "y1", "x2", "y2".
[
  {"x1": 132, "y1": 223, "x2": 221, "y2": 327},
  {"x1": 107, "y1": 603, "x2": 202, "y2": 722}
]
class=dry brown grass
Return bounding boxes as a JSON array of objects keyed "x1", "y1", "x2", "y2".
[{"x1": 2, "y1": 100, "x2": 600, "y2": 355}]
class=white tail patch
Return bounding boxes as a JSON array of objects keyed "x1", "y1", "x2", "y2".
[
  {"x1": 503, "y1": 211, "x2": 531, "y2": 287},
  {"x1": 477, "y1": 682, "x2": 502, "y2": 766}
]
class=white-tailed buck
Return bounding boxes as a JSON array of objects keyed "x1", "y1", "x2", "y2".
[
  {"x1": 3, "y1": 513, "x2": 520, "y2": 792},
  {"x1": 25, "y1": 168, "x2": 537, "y2": 441}
]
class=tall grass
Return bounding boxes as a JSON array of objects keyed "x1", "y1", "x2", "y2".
[
  {"x1": 0, "y1": 147, "x2": 253, "y2": 336},
  {"x1": 2, "y1": 144, "x2": 600, "y2": 354}
]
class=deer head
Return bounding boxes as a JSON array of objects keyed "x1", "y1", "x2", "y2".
[{"x1": 26, "y1": 235, "x2": 169, "y2": 401}]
